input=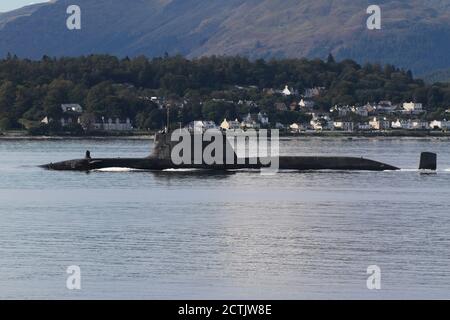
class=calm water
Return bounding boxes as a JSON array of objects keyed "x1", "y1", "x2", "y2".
[{"x1": 0, "y1": 137, "x2": 449, "y2": 299}]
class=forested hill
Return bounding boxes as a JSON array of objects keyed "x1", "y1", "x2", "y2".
[
  {"x1": 0, "y1": 54, "x2": 449, "y2": 131},
  {"x1": 1, "y1": 0, "x2": 450, "y2": 75}
]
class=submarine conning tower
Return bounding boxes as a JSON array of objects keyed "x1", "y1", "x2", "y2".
[
  {"x1": 419, "y1": 152, "x2": 437, "y2": 171},
  {"x1": 150, "y1": 131, "x2": 176, "y2": 160},
  {"x1": 150, "y1": 129, "x2": 239, "y2": 164}
]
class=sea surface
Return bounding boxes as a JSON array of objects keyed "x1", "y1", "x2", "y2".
[{"x1": 0, "y1": 137, "x2": 449, "y2": 299}]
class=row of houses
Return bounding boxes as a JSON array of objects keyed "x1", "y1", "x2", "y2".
[
  {"x1": 287, "y1": 116, "x2": 450, "y2": 133},
  {"x1": 331, "y1": 101, "x2": 425, "y2": 117},
  {"x1": 274, "y1": 99, "x2": 316, "y2": 112},
  {"x1": 41, "y1": 104, "x2": 133, "y2": 131},
  {"x1": 186, "y1": 112, "x2": 270, "y2": 132},
  {"x1": 43, "y1": 102, "x2": 450, "y2": 134},
  {"x1": 263, "y1": 86, "x2": 325, "y2": 98}
]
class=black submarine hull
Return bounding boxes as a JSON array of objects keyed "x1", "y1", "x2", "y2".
[
  {"x1": 41, "y1": 156, "x2": 399, "y2": 171},
  {"x1": 41, "y1": 131, "x2": 407, "y2": 172}
]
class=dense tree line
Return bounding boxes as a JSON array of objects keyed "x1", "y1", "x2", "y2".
[{"x1": 0, "y1": 53, "x2": 449, "y2": 131}]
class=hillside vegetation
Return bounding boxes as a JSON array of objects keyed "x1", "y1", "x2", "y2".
[{"x1": 1, "y1": 54, "x2": 450, "y2": 132}]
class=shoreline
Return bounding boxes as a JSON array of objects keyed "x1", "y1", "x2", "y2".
[
  {"x1": 1, "y1": 130, "x2": 450, "y2": 140},
  {"x1": 0, "y1": 133, "x2": 155, "y2": 141}
]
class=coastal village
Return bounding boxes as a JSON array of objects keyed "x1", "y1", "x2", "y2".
[{"x1": 38, "y1": 84, "x2": 450, "y2": 135}]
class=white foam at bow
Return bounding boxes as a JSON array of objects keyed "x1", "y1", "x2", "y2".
[{"x1": 95, "y1": 167, "x2": 143, "y2": 172}]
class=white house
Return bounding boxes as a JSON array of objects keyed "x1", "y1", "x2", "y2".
[
  {"x1": 189, "y1": 120, "x2": 218, "y2": 133},
  {"x1": 282, "y1": 85, "x2": 292, "y2": 96},
  {"x1": 430, "y1": 120, "x2": 449, "y2": 130},
  {"x1": 403, "y1": 102, "x2": 423, "y2": 112},
  {"x1": 241, "y1": 114, "x2": 260, "y2": 129},
  {"x1": 369, "y1": 117, "x2": 390, "y2": 130},
  {"x1": 411, "y1": 120, "x2": 429, "y2": 130},
  {"x1": 204, "y1": 121, "x2": 218, "y2": 130},
  {"x1": 220, "y1": 119, "x2": 241, "y2": 131},
  {"x1": 375, "y1": 101, "x2": 397, "y2": 114},
  {"x1": 93, "y1": 118, "x2": 132, "y2": 131},
  {"x1": 352, "y1": 105, "x2": 369, "y2": 117},
  {"x1": 299, "y1": 99, "x2": 315, "y2": 110},
  {"x1": 334, "y1": 121, "x2": 354, "y2": 132},
  {"x1": 289, "y1": 123, "x2": 306, "y2": 133},
  {"x1": 430, "y1": 120, "x2": 442, "y2": 130},
  {"x1": 310, "y1": 119, "x2": 323, "y2": 131},
  {"x1": 391, "y1": 119, "x2": 403, "y2": 129},
  {"x1": 42, "y1": 115, "x2": 80, "y2": 127},
  {"x1": 258, "y1": 112, "x2": 269, "y2": 126},
  {"x1": 61, "y1": 104, "x2": 83, "y2": 113}
]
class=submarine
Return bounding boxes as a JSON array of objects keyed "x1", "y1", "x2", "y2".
[{"x1": 41, "y1": 131, "x2": 436, "y2": 172}]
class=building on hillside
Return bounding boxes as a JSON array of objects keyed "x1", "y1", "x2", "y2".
[
  {"x1": 333, "y1": 121, "x2": 354, "y2": 132},
  {"x1": 202, "y1": 121, "x2": 218, "y2": 130},
  {"x1": 229, "y1": 119, "x2": 241, "y2": 130},
  {"x1": 93, "y1": 117, "x2": 133, "y2": 131},
  {"x1": 374, "y1": 101, "x2": 397, "y2": 114},
  {"x1": 263, "y1": 88, "x2": 276, "y2": 95},
  {"x1": 391, "y1": 119, "x2": 404, "y2": 129},
  {"x1": 241, "y1": 120, "x2": 260, "y2": 130},
  {"x1": 411, "y1": 120, "x2": 429, "y2": 130},
  {"x1": 220, "y1": 119, "x2": 230, "y2": 130},
  {"x1": 220, "y1": 119, "x2": 241, "y2": 131},
  {"x1": 310, "y1": 119, "x2": 323, "y2": 131},
  {"x1": 41, "y1": 115, "x2": 80, "y2": 127},
  {"x1": 299, "y1": 99, "x2": 315, "y2": 110},
  {"x1": 188, "y1": 121, "x2": 218, "y2": 133},
  {"x1": 357, "y1": 123, "x2": 371, "y2": 131},
  {"x1": 304, "y1": 87, "x2": 324, "y2": 98},
  {"x1": 240, "y1": 114, "x2": 260, "y2": 129},
  {"x1": 275, "y1": 102, "x2": 288, "y2": 111},
  {"x1": 310, "y1": 115, "x2": 331, "y2": 131},
  {"x1": 289, "y1": 123, "x2": 307, "y2": 133},
  {"x1": 275, "y1": 122, "x2": 285, "y2": 130},
  {"x1": 258, "y1": 112, "x2": 269, "y2": 126},
  {"x1": 282, "y1": 85, "x2": 292, "y2": 96},
  {"x1": 352, "y1": 105, "x2": 369, "y2": 117},
  {"x1": 281, "y1": 85, "x2": 298, "y2": 96},
  {"x1": 330, "y1": 105, "x2": 352, "y2": 117},
  {"x1": 369, "y1": 117, "x2": 391, "y2": 130},
  {"x1": 429, "y1": 120, "x2": 449, "y2": 130},
  {"x1": 403, "y1": 102, "x2": 423, "y2": 113},
  {"x1": 61, "y1": 104, "x2": 83, "y2": 113}
]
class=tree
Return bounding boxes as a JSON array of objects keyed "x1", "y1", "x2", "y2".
[
  {"x1": 144, "y1": 109, "x2": 165, "y2": 130},
  {"x1": 0, "y1": 81, "x2": 16, "y2": 115},
  {"x1": 202, "y1": 100, "x2": 237, "y2": 124},
  {"x1": 327, "y1": 53, "x2": 336, "y2": 64},
  {"x1": 42, "y1": 79, "x2": 75, "y2": 118},
  {"x1": 0, "y1": 117, "x2": 12, "y2": 130},
  {"x1": 78, "y1": 112, "x2": 96, "y2": 131},
  {"x1": 86, "y1": 81, "x2": 115, "y2": 115}
]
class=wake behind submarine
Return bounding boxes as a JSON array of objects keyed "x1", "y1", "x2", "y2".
[{"x1": 41, "y1": 131, "x2": 437, "y2": 172}]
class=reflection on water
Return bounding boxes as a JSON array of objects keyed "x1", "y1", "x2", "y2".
[{"x1": 0, "y1": 137, "x2": 449, "y2": 299}]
